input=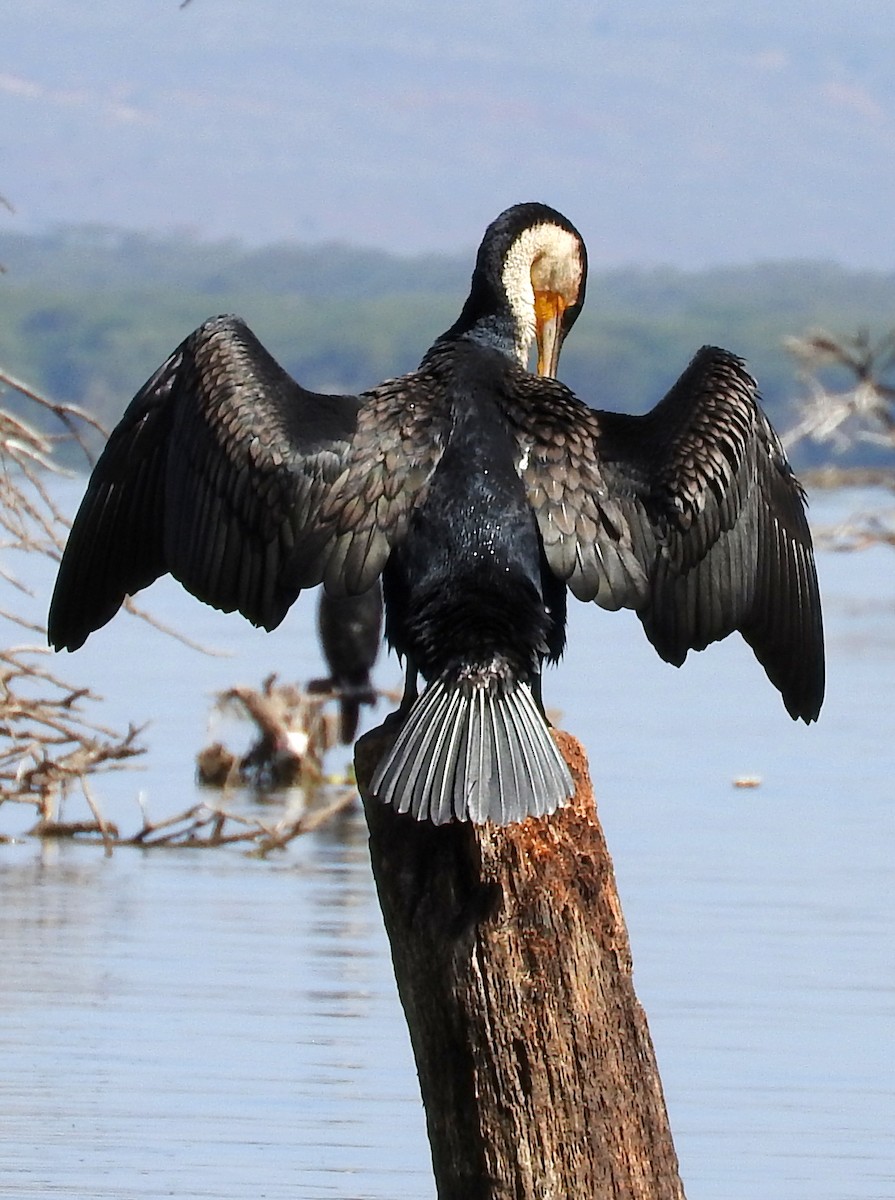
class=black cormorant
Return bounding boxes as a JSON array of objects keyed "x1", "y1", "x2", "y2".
[
  {"x1": 309, "y1": 586, "x2": 383, "y2": 744},
  {"x1": 48, "y1": 202, "x2": 825, "y2": 826}
]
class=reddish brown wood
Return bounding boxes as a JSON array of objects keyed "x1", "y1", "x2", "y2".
[{"x1": 355, "y1": 726, "x2": 686, "y2": 1200}]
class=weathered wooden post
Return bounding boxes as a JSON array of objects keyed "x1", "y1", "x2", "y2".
[{"x1": 355, "y1": 725, "x2": 686, "y2": 1200}]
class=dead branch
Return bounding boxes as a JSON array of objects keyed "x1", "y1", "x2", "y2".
[
  {"x1": 810, "y1": 508, "x2": 895, "y2": 552},
  {"x1": 120, "y1": 594, "x2": 230, "y2": 656},
  {"x1": 199, "y1": 675, "x2": 342, "y2": 788},
  {"x1": 0, "y1": 368, "x2": 104, "y2": 465},
  {"x1": 784, "y1": 328, "x2": 895, "y2": 550},
  {"x1": 31, "y1": 786, "x2": 357, "y2": 855},
  {"x1": 784, "y1": 328, "x2": 895, "y2": 454},
  {"x1": 0, "y1": 374, "x2": 149, "y2": 818}
]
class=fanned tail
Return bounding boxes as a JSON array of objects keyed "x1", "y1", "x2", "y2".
[{"x1": 370, "y1": 674, "x2": 574, "y2": 825}]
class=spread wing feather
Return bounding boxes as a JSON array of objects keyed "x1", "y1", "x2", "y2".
[
  {"x1": 283, "y1": 372, "x2": 449, "y2": 594},
  {"x1": 48, "y1": 315, "x2": 443, "y2": 651},
  {"x1": 514, "y1": 347, "x2": 824, "y2": 722}
]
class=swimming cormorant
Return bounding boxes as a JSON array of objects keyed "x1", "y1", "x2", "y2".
[{"x1": 48, "y1": 202, "x2": 825, "y2": 826}]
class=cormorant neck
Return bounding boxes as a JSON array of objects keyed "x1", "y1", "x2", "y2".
[{"x1": 437, "y1": 257, "x2": 528, "y2": 366}]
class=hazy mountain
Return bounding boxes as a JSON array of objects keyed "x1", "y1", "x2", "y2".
[
  {"x1": 5, "y1": 1, "x2": 895, "y2": 268},
  {"x1": 3, "y1": 225, "x2": 894, "y2": 472}
]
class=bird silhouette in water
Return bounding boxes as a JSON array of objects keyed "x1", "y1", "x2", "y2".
[{"x1": 48, "y1": 202, "x2": 825, "y2": 826}]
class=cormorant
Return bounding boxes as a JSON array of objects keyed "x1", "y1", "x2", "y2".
[
  {"x1": 48, "y1": 202, "x2": 825, "y2": 826},
  {"x1": 309, "y1": 586, "x2": 383, "y2": 744}
]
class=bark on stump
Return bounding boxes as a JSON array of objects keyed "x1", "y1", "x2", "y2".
[{"x1": 355, "y1": 726, "x2": 686, "y2": 1200}]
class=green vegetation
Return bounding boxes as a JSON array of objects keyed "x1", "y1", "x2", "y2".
[{"x1": 3, "y1": 226, "x2": 895, "y2": 467}]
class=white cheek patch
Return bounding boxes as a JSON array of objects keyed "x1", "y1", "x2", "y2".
[
  {"x1": 463, "y1": 219, "x2": 584, "y2": 368},
  {"x1": 528, "y1": 227, "x2": 584, "y2": 300},
  {"x1": 501, "y1": 224, "x2": 583, "y2": 365}
]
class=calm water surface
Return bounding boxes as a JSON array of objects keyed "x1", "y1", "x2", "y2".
[{"x1": 0, "y1": 484, "x2": 892, "y2": 1199}]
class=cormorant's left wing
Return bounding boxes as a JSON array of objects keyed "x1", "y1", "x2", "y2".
[{"x1": 516, "y1": 347, "x2": 825, "y2": 723}]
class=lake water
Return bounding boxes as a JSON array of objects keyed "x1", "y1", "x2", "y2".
[{"x1": 0, "y1": 483, "x2": 892, "y2": 1199}]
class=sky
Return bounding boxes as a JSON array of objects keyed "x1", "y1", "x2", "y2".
[{"x1": 4, "y1": 1, "x2": 895, "y2": 268}]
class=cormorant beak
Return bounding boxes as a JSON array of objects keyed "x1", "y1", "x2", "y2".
[{"x1": 534, "y1": 290, "x2": 567, "y2": 378}]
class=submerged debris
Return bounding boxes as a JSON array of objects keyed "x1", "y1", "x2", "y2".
[
  {"x1": 197, "y1": 674, "x2": 353, "y2": 790},
  {"x1": 30, "y1": 785, "x2": 358, "y2": 855}
]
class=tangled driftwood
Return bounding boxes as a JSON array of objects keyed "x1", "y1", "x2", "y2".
[
  {"x1": 0, "y1": 370, "x2": 146, "y2": 826},
  {"x1": 784, "y1": 328, "x2": 895, "y2": 551},
  {"x1": 197, "y1": 674, "x2": 341, "y2": 788}
]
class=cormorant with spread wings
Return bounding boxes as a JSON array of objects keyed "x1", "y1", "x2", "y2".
[{"x1": 48, "y1": 202, "x2": 824, "y2": 825}]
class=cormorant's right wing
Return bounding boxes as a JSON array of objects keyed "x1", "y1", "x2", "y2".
[
  {"x1": 48, "y1": 315, "x2": 362, "y2": 650},
  {"x1": 281, "y1": 363, "x2": 451, "y2": 596}
]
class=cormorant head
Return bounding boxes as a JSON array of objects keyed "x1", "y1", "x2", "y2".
[{"x1": 441, "y1": 202, "x2": 587, "y2": 377}]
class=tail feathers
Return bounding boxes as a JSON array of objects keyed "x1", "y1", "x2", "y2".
[{"x1": 370, "y1": 676, "x2": 574, "y2": 825}]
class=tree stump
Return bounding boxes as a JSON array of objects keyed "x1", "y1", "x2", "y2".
[{"x1": 355, "y1": 726, "x2": 686, "y2": 1200}]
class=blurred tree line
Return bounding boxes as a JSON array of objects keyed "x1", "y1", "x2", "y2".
[{"x1": 4, "y1": 225, "x2": 895, "y2": 469}]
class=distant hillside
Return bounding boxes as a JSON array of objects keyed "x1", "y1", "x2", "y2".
[{"x1": 2, "y1": 227, "x2": 895, "y2": 468}]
